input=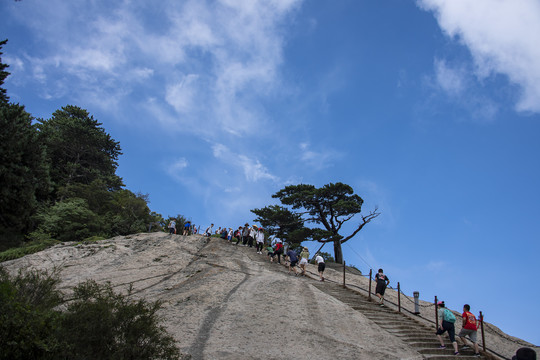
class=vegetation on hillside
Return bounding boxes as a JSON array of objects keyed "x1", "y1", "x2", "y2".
[
  {"x1": 0, "y1": 39, "x2": 168, "y2": 255},
  {"x1": 0, "y1": 266, "x2": 182, "y2": 360}
]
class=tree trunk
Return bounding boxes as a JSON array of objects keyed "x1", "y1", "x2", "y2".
[{"x1": 333, "y1": 240, "x2": 343, "y2": 264}]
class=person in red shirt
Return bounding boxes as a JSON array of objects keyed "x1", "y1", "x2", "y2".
[
  {"x1": 271, "y1": 241, "x2": 283, "y2": 264},
  {"x1": 458, "y1": 304, "x2": 480, "y2": 356}
]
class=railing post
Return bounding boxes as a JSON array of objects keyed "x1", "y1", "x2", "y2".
[
  {"x1": 397, "y1": 282, "x2": 401, "y2": 312},
  {"x1": 413, "y1": 291, "x2": 420, "y2": 315},
  {"x1": 480, "y1": 311, "x2": 486, "y2": 352},
  {"x1": 434, "y1": 296, "x2": 438, "y2": 330},
  {"x1": 342, "y1": 261, "x2": 346, "y2": 288},
  {"x1": 368, "y1": 269, "x2": 372, "y2": 301}
]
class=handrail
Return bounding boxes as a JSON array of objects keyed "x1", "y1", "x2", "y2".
[{"x1": 315, "y1": 259, "x2": 517, "y2": 360}]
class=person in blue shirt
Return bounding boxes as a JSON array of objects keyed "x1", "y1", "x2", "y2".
[{"x1": 286, "y1": 248, "x2": 298, "y2": 275}]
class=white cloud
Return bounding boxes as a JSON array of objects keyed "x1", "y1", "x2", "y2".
[
  {"x1": 423, "y1": 58, "x2": 500, "y2": 122},
  {"x1": 211, "y1": 144, "x2": 278, "y2": 183},
  {"x1": 6, "y1": 0, "x2": 302, "y2": 137},
  {"x1": 434, "y1": 59, "x2": 465, "y2": 96},
  {"x1": 418, "y1": 0, "x2": 540, "y2": 113},
  {"x1": 298, "y1": 142, "x2": 341, "y2": 170},
  {"x1": 165, "y1": 74, "x2": 200, "y2": 114},
  {"x1": 165, "y1": 158, "x2": 189, "y2": 181}
]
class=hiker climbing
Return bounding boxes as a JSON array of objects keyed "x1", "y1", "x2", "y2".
[
  {"x1": 458, "y1": 304, "x2": 480, "y2": 357},
  {"x1": 375, "y1": 268, "x2": 390, "y2": 306},
  {"x1": 436, "y1": 301, "x2": 459, "y2": 356}
]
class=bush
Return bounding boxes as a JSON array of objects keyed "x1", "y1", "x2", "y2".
[
  {"x1": 0, "y1": 268, "x2": 182, "y2": 360},
  {"x1": 0, "y1": 239, "x2": 59, "y2": 263},
  {"x1": 31, "y1": 198, "x2": 102, "y2": 242},
  {"x1": 0, "y1": 267, "x2": 63, "y2": 360},
  {"x1": 58, "y1": 280, "x2": 181, "y2": 360}
]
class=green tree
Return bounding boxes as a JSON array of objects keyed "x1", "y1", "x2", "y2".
[
  {"x1": 273, "y1": 182, "x2": 380, "y2": 264},
  {"x1": 0, "y1": 104, "x2": 50, "y2": 250},
  {"x1": 251, "y1": 204, "x2": 308, "y2": 246},
  {"x1": 0, "y1": 40, "x2": 50, "y2": 249},
  {"x1": 107, "y1": 190, "x2": 153, "y2": 236},
  {"x1": 37, "y1": 105, "x2": 123, "y2": 198},
  {"x1": 30, "y1": 198, "x2": 102, "y2": 242},
  {"x1": 0, "y1": 39, "x2": 10, "y2": 104}
]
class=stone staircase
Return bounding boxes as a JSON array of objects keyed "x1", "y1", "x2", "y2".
[
  {"x1": 310, "y1": 281, "x2": 486, "y2": 360},
  {"x1": 238, "y1": 243, "x2": 488, "y2": 359}
]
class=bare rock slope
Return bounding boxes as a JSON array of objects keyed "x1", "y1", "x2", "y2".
[{"x1": 3, "y1": 233, "x2": 536, "y2": 359}]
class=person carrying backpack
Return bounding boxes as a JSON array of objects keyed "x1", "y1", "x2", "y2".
[{"x1": 435, "y1": 301, "x2": 459, "y2": 355}]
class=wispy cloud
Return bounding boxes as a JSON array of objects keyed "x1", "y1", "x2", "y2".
[
  {"x1": 422, "y1": 58, "x2": 499, "y2": 122},
  {"x1": 212, "y1": 144, "x2": 278, "y2": 183},
  {"x1": 434, "y1": 59, "x2": 466, "y2": 96},
  {"x1": 6, "y1": 0, "x2": 302, "y2": 136},
  {"x1": 418, "y1": 0, "x2": 540, "y2": 113},
  {"x1": 165, "y1": 157, "x2": 189, "y2": 181},
  {"x1": 298, "y1": 142, "x2": 342, "y2": 170}
]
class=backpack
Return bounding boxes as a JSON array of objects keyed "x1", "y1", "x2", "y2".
[{"x1": 443, "y1": 308, "x2": 456, "y2": 323}]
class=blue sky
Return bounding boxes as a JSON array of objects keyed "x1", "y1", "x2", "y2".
[{"x1": 2, "y1": 0, "x2": 539, "y2": 346}]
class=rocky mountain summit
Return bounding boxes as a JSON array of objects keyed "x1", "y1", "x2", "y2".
[{"x1": 3, "y1": 233, "x2": 536, "y2": 359}]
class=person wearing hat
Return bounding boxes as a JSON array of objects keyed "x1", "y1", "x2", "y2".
[
  {"x1": 239, "y1": 223, "x2": 250, "y2": 246},
  {"x1": 299, "y1": 247, "x2": 310, "y2": 276},
  {"x1": 513, "y1": 348, "x2": 537, "y2": 360},
  {"x1": 436, "y1": 301, "x2": 459, "y2": 356}
]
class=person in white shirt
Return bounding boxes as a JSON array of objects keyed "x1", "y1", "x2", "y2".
[
  {"x1": 247, "y1": 225, "x2": 256, "y2": 248},
  {"x1": 204, "y1": 224, "x2": 214, "y2": 237},
  {"x1": 315, "y1": 253, "x2": 325, "y2": 282},
  {"x1": 255, "y1": 228, "x2": 265, "y2": 254}
]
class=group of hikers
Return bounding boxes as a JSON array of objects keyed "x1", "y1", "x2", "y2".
[
  {"x1": 373, "y1": 268, "x2": 485, "y2": 357},
  {"x1": 167, "y1": 220, "x2": 198, "y2": 236},
  {"x1": 171, "y1": 222, "x2": 536, "y2": 359},
  {"x1": 434, "y1": 301, "x2": 534, "y2": 359},
  {"x1": 435, "y1": 301, "x2": 482, "y2": 356},
  {"x1": 202, "y1": 223, "x2": 327, "y2": 282}
]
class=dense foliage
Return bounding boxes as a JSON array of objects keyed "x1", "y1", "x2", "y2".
[
  {"x1": 0, "y1": 267, "x2": 181, "y2": 360},
  {"x1": 250, "y1": 204, "x2": 310, "y2": 247},
  {"x1": 0, "y1": 102, "x2": 49, "y2": 248},
  {"x1": 0, "y1": 40, "x2": 165, "y2": 253}
]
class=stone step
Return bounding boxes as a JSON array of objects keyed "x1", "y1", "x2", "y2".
[
  {"x1": 372, "y1": 319, "x2": 414, "y2": 325},
  {"x1": 418, "y1": 348, "x2": 465, "y2": 356},
  {"x1": 407, "y1": 341, "x2": 449, "y2": 348},
  {"x1": 424, "y1": 356, "x2": 484, "y2": 360},
  {"x1": 306, "y1": 277, "x2": 494, "y2": 359},
  {"x1": 399, "y1": 335, "x2": 441, "y2": 342},
  {"x1": 376, "y1": 324, "x2": 433, "y2": 332}
]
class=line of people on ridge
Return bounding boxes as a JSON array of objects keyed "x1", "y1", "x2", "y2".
[
  {"x1": 194, "y1": 224, "x2": 536, "y2": 359},
  {"x1": 203, "y1": 223, "x2": 327, "y2": 282},
  {"x1": 167, "y1": 220, "x2": 198, "y2": 236},
  {"x1": 185, "y1": 223, "x2": 535, "y2": 359}
]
